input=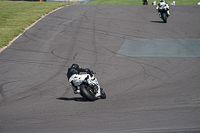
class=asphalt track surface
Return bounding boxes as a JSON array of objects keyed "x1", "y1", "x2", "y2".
[{"x1": 1, "y1": 5, "x2": 200, "y2": 133}]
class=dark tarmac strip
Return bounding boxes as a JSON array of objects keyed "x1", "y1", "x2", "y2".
[{"x1": 0, "y1": 5, "x2": 200, "y2": 133}]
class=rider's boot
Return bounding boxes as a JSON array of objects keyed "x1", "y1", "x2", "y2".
[
  {"x1": 72, "y1": 85, "x2": 80, "y2": 94},
  {"x1": 74, "y1": 89, "x2": 80, "y2": 94}
]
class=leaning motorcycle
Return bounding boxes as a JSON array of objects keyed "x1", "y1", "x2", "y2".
[
  {"x1": 70, "y1": 72, "x2": 106, "y2": 101},
  {"x1": 157, "y1": 7, "x2": 170, "y2": 23}
]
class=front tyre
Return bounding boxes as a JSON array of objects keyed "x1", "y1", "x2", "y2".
[
  {"x1": 162, "y1": 12, "x2": 167, "y2": 23},
  {"x1": 80, "y1": 84, "x2": 97, "y2": 101},
  {"x1": 100, "y1": 88, "x2": 106, "y2": 99}
]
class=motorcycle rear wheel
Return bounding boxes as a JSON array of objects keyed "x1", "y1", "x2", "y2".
[{"x1": 80, "y1": 84, "x2": 97, "y2": 101}]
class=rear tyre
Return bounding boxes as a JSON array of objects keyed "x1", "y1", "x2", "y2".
[{"x1": 80, "y1": 84, "x2": 97, "y2": 101}]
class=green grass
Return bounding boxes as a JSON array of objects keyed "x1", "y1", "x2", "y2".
[
  {"x1": 0, "y1": 1, "x2": 75, "y2": 49},
  {"x1": 88, "y1": 0, "x2": 200, "y2": 5}
]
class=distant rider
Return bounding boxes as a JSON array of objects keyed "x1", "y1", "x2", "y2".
[
  {"x1": 67, "y1": 64, "x2": 100, "y2": 96},
  {"x1": 142, "y1": 0, "x2": 148, "y2": 5},
  {"x1": 156, "y1": 0, "x2": 170, "y2": 17}
]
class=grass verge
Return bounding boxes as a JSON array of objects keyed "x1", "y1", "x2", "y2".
[{"x1": 0, "y1": 1, "x2": 74, "y2": 49}]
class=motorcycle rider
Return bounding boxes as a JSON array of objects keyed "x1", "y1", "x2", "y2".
[
  {"x1": 67, "y1": 64, "x2": 101, "y2": 96},
  {"x1": 156, "y1": 0, "x2": 170, "y2": 17},
  {"x1": 142, "y1": 0, "x2": 148, "y2": 5}
]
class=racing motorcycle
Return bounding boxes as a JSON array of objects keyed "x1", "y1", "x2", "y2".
[
  {"x1": 70, "y1": 71, "x2": 106, "y2": 101},
  {"x1": 157, "y1": 7, "x2": 170, "y2": 23},
  {"x1": 143, "y1": 0, "x2": 148, "y2": 5}
]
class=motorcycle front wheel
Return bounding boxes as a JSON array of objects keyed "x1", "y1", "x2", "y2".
[
  {"x1": 162, "y1": 12, "x2": 167, "y2": 23},
  {"x1": 80, "y1": 84, "x2": 97, "y2": 101},
  {"x1": 100, "y1": 88, "x2": 106, "y2": 99}
]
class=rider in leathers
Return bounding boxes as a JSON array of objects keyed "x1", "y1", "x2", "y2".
[
  {"x1": 156, "y1": 0, "x2": 170, "y2": 17},
  {"x1": 67, "y1": 64, "x2": 101, "y2": 97},
  {"x1": 142, "y1": 0, "x2": 148, "y2": 5}
]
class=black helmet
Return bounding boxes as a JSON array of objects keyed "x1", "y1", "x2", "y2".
[{"x1": 71, "y1": 64, "x2": 79, "y2": 70}]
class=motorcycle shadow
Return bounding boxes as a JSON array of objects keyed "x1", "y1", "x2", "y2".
[
  {"x1": 57, "y1": 97, "x2": 89, "y2": 102},
  {"x1": 151, "y1": 21, "x2": 165, "y2": 23}
]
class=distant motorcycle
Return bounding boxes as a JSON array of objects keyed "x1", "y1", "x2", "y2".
[
  {"x1": 143, "y1": 0, "x2": 148, "y2": 5},
  {"x1": 70, "y1": 71, "x2": 106, "y2": 101},
  {"x1": 157, "y1": 7, "x2": 170, "y2": 23}
]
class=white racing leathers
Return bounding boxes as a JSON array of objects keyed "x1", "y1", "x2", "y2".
[
  {"x1": 156, "y1": 2, "x2": 170, "y2": 17},
  {"x1": 69, "y1": 74, "x2": 101, "y2": 97}
]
